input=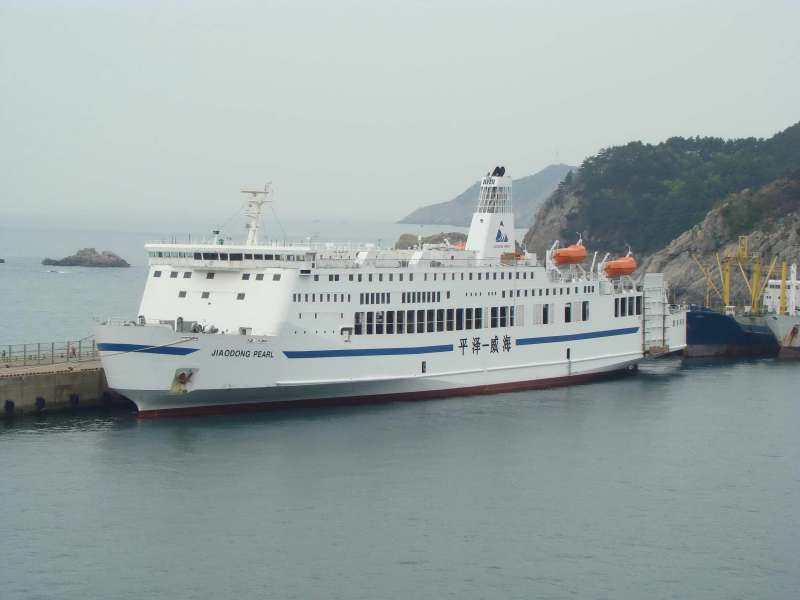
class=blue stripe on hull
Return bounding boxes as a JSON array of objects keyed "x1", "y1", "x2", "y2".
[
  {"x1": 97, "y1": 343, "x2": 199, "y2": 356},
  {"x1": 284, "y1": 344, "x2": 453, "y2": 359},
  {"x1": 516, "y1": 326, "x2": 639, "y2": 346}
]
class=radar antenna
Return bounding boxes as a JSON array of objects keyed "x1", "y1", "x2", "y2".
[{"x1": 240, "y1": 184, "x2": 272, "y2": 246}]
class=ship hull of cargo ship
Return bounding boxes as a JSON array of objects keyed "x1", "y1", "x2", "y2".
[{"x1": 685, "y1": 309, "x2": 778, "y2": 357}]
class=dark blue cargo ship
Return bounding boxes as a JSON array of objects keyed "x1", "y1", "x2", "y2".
[{"x1": 686, "y1": 307, "x2": 779, "y2": 357}]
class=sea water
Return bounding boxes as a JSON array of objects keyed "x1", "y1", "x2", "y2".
[{"x1": 1, "y1": 358, "x2": 798, "y2": 599}]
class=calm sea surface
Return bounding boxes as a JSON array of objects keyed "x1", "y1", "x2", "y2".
[{"x1": 1, "y1": 358, "x2": 798, "y2": 599}]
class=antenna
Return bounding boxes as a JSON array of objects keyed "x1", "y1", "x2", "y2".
[{"x1": 240, "y1": 183, "x2": 272, "y2": 246}]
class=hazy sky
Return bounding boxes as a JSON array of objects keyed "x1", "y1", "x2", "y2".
[{"x1": 1, "y1": 0, "x2": 798, "y2": 230}]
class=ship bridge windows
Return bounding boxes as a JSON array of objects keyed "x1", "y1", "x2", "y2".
[
  {"x1": 353, "y1": 305, "x2": 521, "y2": 336},
  {"x1": 153, "y1": 270, "x2": 162, "y2": 278},
  {"x1": 229, "y1": 253, "x2": 243, "y2": 261},
  {"x1": 202, "y1": 252, "x2": 219, "y2": 260},
  {"x1": 183, "y1": 272, "x2": 192, "y2": 279},
  {"x1": 170, "y1": 271, "x2": 178, "y2": 278},
  {"x1": 206, "y1": 273, "x2": 215, "y2": 279}
]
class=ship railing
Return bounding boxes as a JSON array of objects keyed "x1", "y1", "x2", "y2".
[{"x1": 1, "y1": 337, "x2": 98, "y2": 368}]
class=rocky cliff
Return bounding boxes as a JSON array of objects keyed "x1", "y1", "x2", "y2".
[{"x1": 641, "y1": 174, "x2": 800, "y2": 304}]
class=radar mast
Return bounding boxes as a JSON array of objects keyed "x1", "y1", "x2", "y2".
[{"x1": 240, "y1": 184, "x2": 272, "y2": 246}]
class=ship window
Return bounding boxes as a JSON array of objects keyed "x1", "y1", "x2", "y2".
[
  {"x1": 545, "y1": 289, "x2": 549, "y2": 296},
  {"x1": 456, "y1": 308, "x2": 463, "y2": 330},
  {"x1": 201, "y1": 291, "x2": 210, "y2": 299},
  {"x1": 254, "y1": 254, "x2": 263, "y2": 260},
  {"x1": 354, "y1": 312, "x2": 364, "y2": 335},
  {"x1": 206, "y1": 272, "x2": 215, "y2": 279},
  {"x1": 475, "y1": 307, "x2": 483, "y2": 329},
  {"x1": 202, "y1": 253, "x2": 219, "y2": 260},
  {"x1": 183, "y1": 272, "x2": 192, "y2": 279},
  {"x1": 635, "y1": 296, "x2": 641, "y2": 315},
  {"x1": 386, "y1": 311, "x2": 395, "y2": 334},
  {"x1": 427, "y1": 309, "x2": 435, "y2": 333},
  {"x1": 500, "y1": 306, "x2": 507, "y2": 327},
  {"x1": 153, "y1": 271, "x2": 162, "y2": 277},
  {"x1": 194, "y1": 252, "x2": 202, "y2": 259},
  {"x1": 170, "y1": 271, "x2": 178, "y2": 278},
  {"x1": 542, "y1": 304, "x2": 549, "y2": 325},
  {"x1": 396, "y1": 310, "x2": 404, "y2": 333},
  {"x1": 237, "y1": 293, "x2": 245, "y2": 300},
  {"x1": 242, "y1": 273, "x2": 250, "y2": 280},
  {"x1": 436, "y1": 309, "x2": 444, "y2": 332},
  {"x1": 379, "y1": 274, "x2": 383, "y2": 282},
  {"x1": 446, "y1": 309, "x2": 454, "y2": 331},
  {"x1": 564, "y1": 304, "x2": 572, "y2": 323},
  {"x1": 628, "y1": 296, "x2": 635, "y2": 316},
  {"x1": 409, "y1": 274, "x2": 414, "y2": 282},
  {"x1": 349, "y1": 274, "x2": 354, "y2": 281},
  {"x1": 178, "y1": 291, "x2": 187, "y2": 298},
  {"x1": 417, "y1": 310, "x2": 425, "y2": 333},
  {"x1": 406, "y1": 310, "x2": 415, "y2": 333},
  {"x1": 329, "y1": 275, "x2": 334, "y2": 282},
  {"x1": 244, "y1": 254, "x2": 253, "y2": 260},
  {"x1": 375, "y1": 311, "x2": 384, "y2": 334},
  {"x1": 465, "y1": 308, "x2": 472, "y2": 329},
  {"x1": 256, "y1": 274, "x2": 264, "y2": 281},
  {"x1": 305, "y1": 294, "x2": 308, "y2": 302},
  {"x1": 347, "y1": 293, "x2": 351, "y2": 302},
  {"x1": 314, "y1": 275, "x2": 319, "y2": 281},
  {"x1": 615, "y1": 298, "x2": 620, "y2": 317},
  {"x1": 327, "y1": 294, "x2": 331, "y2": 302},
  {"x1": 582, "y1": 301, "x2": 590, "y2": 321},
  {"x1": 229, "y1": 253, "x2": 242, "y2": 261},
  {"x1": 399, "y1": 274, "x2": 404, "y2": 282},
  {"x1": 358, "y1": 274, "x2": 363, "y2": 282},
  {"x1": 621, "y1": 297, "x2": 627, "y2": 317},
  {"x1": 265, "y1": 254, "x2": 273, "y2": 260},
  {"x1": 366, "y1": 312, "x2": 374, "y2": 334},
  {"x1": 369, "y1": 274, "x2": 373, "y2": 282},
  {"x1": 421, "y1": 360, "x2": 426, "y2": 374},
  {"x1": 491, "y1": 307, "x2": 498, "y2": 328},
  {"x1": 273, "y1": 274, "x2": 281, "y2": 281},
  {"x1": 493, "y1": 273, "x2": 497, "y2": 280},
  {"x1": 360, "y1": 293, "x2": 364, "y2": 304},
  {"x1": 401, "y1": 292, "x2": 406, "y2": 303}
]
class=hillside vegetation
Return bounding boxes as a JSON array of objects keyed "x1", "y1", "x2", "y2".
[
  {"x1": 399, "y1": 164, "x2": 574, "y2": 227},
  {"x1": 524, "y1": 122, "x2": 800, "y2": 256},
  {"x1": 641, "y1": 172, "x2": 800, "y2": 303}
]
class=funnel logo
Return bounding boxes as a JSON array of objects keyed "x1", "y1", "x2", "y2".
[{"x1": 495, "y1": 221, "x2": 509, "y2": 243}]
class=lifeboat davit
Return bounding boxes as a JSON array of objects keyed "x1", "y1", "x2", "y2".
[
  {"x1": 604, "y1": 253, "x2": 637, "y2": 277},
  {"x1": 553, "y1": 240, "x2": 588, "y2": 265}
]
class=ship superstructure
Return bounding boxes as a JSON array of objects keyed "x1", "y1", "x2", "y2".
[{"x1": 97, "y1": 168, "x2": 652, "y2": 416}]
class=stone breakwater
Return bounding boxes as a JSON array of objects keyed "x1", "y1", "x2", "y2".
[{"x1": 1, "y1": 361, "x2": 133, "y2": 417}]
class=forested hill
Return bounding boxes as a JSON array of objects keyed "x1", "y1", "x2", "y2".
[
  {"x1": 399, "y1": 164, "x2": 574, "y2": 227},
  {"x1": 523, "y1": 122, "x2": 800, "y2": 256}
]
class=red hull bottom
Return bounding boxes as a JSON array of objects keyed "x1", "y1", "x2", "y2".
[{"x1": 136, "y1": 366, "x2": 637, "y2": 419}]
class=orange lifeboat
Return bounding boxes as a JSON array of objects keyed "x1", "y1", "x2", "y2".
[
  {"x1": 553, "y1": 239, "x2": 588, "y2": 265},
  {"x1": 604, "y1": 252, "x2": 637, "y2": 277}
]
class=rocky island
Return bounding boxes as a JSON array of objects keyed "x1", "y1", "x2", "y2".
[{"x1": 42, "y1": 248, "x2": 130, "y2": 268}]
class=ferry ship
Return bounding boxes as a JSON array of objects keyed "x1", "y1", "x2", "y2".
[{"x1": 97, "y1": 168, "x2": 671, "y2": 417}]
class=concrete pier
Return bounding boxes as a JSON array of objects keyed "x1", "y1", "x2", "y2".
[{"x1": 1, "y1": 360, "x2": 133, "y2": 417}]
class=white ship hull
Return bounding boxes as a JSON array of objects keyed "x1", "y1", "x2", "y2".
[
  {"x1": 97, "y1": 323, "x2": 642, "y2": 417},
  {"x1": 765, "y1": 314, "x2": 800, "y2": 358}
]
